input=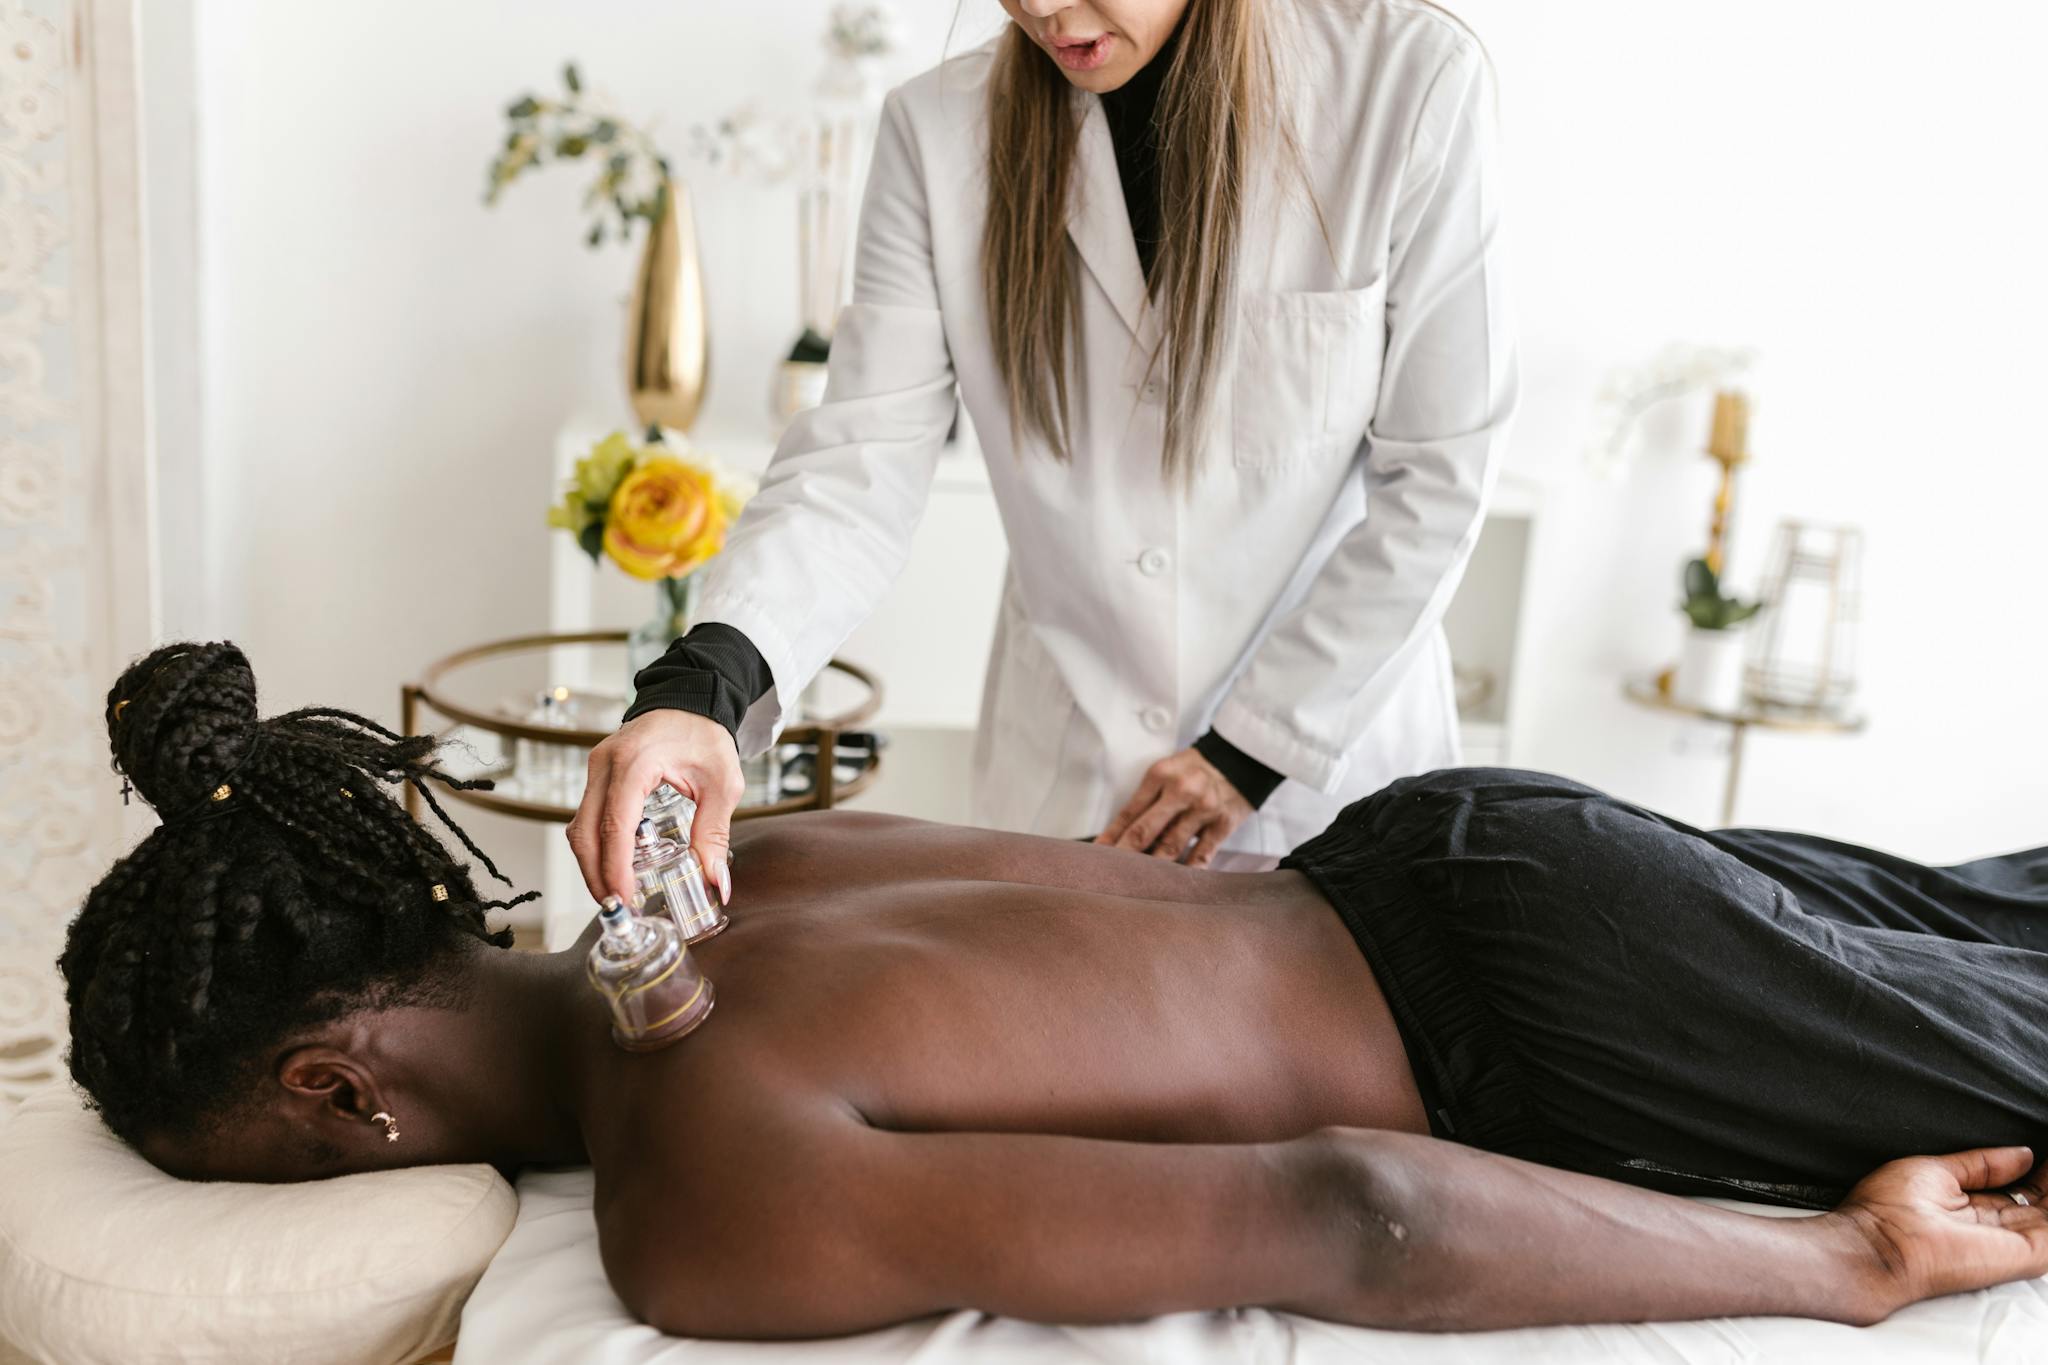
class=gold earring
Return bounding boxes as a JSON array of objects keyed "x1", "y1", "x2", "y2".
[{"x1": 371, "y1": 1111, "x2": 400, "y2": 1143}]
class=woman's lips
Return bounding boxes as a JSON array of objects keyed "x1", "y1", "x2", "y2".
[{"x1": 1050, "y1": 33, "x2": 1114, "y2": 72}]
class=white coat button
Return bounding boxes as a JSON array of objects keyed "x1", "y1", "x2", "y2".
[
  {"x1": 1137, "y1": 547, "x2": 1170, "y2": 576},
  {"x1": 1141, "y1": 705, "x2": 1172, "y2": 734}
]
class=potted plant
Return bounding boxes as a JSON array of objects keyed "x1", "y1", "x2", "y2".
[{"x1": 1674, "y1": 558, "x2": 1761, "y2": 712}]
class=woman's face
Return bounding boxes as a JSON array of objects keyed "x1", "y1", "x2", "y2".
[{"x1": 997, "y1": 0, "x2": 1192, "y2": 94}]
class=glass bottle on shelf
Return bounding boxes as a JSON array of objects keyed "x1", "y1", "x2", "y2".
[{"x1": 516, "y1": 687, "x2": 578, "y2": 802}]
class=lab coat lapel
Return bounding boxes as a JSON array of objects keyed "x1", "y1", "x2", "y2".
[{"x1": 1067, "y1": 98, "x2": 1152, "y2": 346}]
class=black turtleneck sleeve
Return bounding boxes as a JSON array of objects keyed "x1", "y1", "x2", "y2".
[{"x1": 622, "y1": 622, "x2": 773, "y2": 739}]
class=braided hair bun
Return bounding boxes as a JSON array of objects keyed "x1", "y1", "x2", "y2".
[
  {"x1": 65, "y1": 641, "x2": 536, "y2": 1146},
  {"x1": 105, "y1": 641, "x2": 261, "y2": 821}
]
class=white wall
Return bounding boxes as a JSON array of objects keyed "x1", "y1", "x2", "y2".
[
  {"x1": 1454, "y1": 0, "x2": 2048, "y2": 856},
  {"x1": 165, "y1": 0, "x2": 2048, "y2": 873}
]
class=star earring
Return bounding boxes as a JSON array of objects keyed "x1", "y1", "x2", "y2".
[{"x1": 371, "y1": 1111, "x2": 401, "y2": 1143}]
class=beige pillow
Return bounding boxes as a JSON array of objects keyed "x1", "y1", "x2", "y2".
[{"x1": 0, "y1": 1084, "x2": 515, "y2": 1364}]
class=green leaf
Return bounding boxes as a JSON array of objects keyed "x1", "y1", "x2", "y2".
[
  {"x1": 557, "y1": 135, "x2": 590, "y2": 158},
  {"x1": 564, "y1": 62, "x2": 583, "y2": 94},
  {"x1": 788, "y1": 327, "x2": 832, "y2": 363},
  {"x1": 1683, "y1": 558, "x2": 1718, "y2": 603},
  {"x1": 593, "y1": 120, "x2": 618, "y2": 143},
  {"x1": 588, "y1": 222, "x2": 604, "y2": 247},
  {"x1": 578, "y1": 519, "x2": 605, "y2": 565},
  {"x1": 507, "y1": 95, "x2": 540, "y2": 120}
]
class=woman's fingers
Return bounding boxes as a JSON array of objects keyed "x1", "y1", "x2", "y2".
[
  {"x1": 1114, "y1": 782, "x2": 1180, "y2": 852},
  {"x1": 687, "y1": 743, "x2": 747, "y2": 906},
  {"x1": 599, "y1": 751, "x2": 662, "y2": 905},
  {"x1": 566, "y1": 745, "x2": 615, "y2": 900},
  {"x1": 566, "y1": 711, "x2": 746, "y2": 907},
  {"x1": 1186, "y1": 826, "x2": 1227, "y2": 869},
  {"x1": 1096, "y1": 771, "x2": 1163, "y2": 845},
  {"x1": 1150, "y1": 810, "x2": 1208, "y2": 860},
  {"x1": 1100, "y1": 749, "x2": 1258, "y2": 859}
]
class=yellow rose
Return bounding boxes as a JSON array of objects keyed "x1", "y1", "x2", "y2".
[{"x1": 602, "y1": 455, "x2": 729, "y2": 581}]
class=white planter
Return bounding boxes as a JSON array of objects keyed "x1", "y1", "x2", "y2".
[{"x1": 1674, "y1": 626, "x2": 1749, "y2": 713}]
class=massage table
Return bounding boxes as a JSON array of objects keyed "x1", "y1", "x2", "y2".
[{"x1": 456, "y1": 1166, "x2": 2048, "y2": 1364}]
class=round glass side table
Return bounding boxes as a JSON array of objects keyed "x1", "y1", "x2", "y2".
[{"x1": 400, "y1": 631, "x2": 883, "y2": 824}]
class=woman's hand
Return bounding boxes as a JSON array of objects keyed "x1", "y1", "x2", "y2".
[
  {"x1": 567, "y1": 710, "x2": 744, "y2": 909},
  {"x1": 1095, "y1": 748, "x2": 1253, "y2": 867},
  {"x1": 1826, "y1": 1145, "x2": 2048, "y2": 1321}
]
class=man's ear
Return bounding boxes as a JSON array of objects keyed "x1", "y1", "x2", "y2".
[{"x1": 275, "y1": 1044, "x2": 384, "y2": 1124}]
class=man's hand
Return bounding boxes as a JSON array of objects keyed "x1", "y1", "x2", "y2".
[
  {"x1": 1827, "y1": 1145, "x2": 2048, "y2": 1321},
  {"x1": 1095, "y1": 748, "x2": 1253, "y2": 867},
  {"x1": 567, "y1": 710, "x2": 744, "y2": 909}
]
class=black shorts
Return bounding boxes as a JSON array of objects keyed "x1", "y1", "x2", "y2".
[{"x1": 1282, "y1": 768, "x2": 2048, "y2": 1208}]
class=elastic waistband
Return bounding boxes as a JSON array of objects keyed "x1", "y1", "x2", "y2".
[{"x1": 1282, "y1": 814, "x2": 1561, "y2": 1164}]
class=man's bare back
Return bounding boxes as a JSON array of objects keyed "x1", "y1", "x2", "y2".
[{"x1": 571, "y1": 810, "x2": 1425, "y2": 1207}]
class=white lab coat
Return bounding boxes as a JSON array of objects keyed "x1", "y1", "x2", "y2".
[{"x1": 697, "y1": 0, "x2": 1516, "y2": 856}]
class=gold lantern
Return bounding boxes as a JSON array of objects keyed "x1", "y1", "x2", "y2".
[{"x1": 1745, "y1": 520, "x2": 1863, "y2": 713}]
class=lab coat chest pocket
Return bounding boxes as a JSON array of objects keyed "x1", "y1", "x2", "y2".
[{"x1": 1231, "y1": 281, "x2": 1387, "y2": 470}]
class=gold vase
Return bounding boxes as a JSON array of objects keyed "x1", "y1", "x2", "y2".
[{"x1": 626, "y1": 178, "x2": 709, "y2": 433}]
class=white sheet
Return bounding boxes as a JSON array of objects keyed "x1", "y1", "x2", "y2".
[{"x1": 457, "y1": 1168, "x2": 2048, "y2": 1364}]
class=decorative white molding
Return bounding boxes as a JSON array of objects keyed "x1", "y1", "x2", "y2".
[{"x1": 0, "y1": 0, "x2": 153, "y2": 1114}]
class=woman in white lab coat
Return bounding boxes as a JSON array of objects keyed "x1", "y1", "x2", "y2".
[{"x1": 568, "y1": 0, "x2": 1515, "y2": 908}]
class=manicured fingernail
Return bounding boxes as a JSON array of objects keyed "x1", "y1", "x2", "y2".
[{"x1": 711, "y1": 859, "x2": 731, "y2": 906}]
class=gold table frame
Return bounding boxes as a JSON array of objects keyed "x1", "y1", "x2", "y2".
[
  {"x1": 1622, "y1": 674, "x2": 1863, "y2": 825},
  {"x1": 401, "y1": 631, "x2": 883, "y2": 824}
]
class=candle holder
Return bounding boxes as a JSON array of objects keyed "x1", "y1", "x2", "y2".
[{"x1": 1702, "y1": 389, "x2": 1751, "y2": 576}]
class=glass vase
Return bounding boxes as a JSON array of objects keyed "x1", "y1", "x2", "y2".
[{"x1": 627, "y1": 574, "x2": 700, "y2": 697}]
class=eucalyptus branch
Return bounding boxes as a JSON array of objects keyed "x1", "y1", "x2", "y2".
[{"x1": 485, "y1": 63, "x2": 676, "y2": 248}]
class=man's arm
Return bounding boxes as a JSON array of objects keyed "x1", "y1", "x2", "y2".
[{"x1": 604, "y1": 1120, "x2": 2048, "y2": 1340}]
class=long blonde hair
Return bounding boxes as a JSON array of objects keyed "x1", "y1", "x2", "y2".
[{"x1": 981, "y1": 0, "x2": 1279, "y2": 484}]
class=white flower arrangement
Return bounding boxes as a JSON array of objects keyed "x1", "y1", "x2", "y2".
[
  {"x1": 1585, "y1": 343, "x2": 1758, "y2": 478},
  {"x1": 826, "y1": 4, "x2": 900, "y2": 61}
]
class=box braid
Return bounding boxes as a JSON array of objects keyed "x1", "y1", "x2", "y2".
[{"x1": 60, "y1": 641, "x2": 539, "y2": 1147}]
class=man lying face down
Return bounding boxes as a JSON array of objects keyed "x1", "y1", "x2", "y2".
[{"x1": 64, "y1": 643, "x2": 2048, "y2": 1339}]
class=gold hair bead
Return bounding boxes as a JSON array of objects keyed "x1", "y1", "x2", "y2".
[
  {"x1": 210, "y1": 784, "x2": 232, "y2": 802},
  {"x1": 430, "y1": 883, "x2": 449, "y2": 902},
  {"x1": 113, "y1": 699, "x2": 131, "y2": 721},
  {"x1": 339, "y1": 787, "x2": 353, "y2": 799}
]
